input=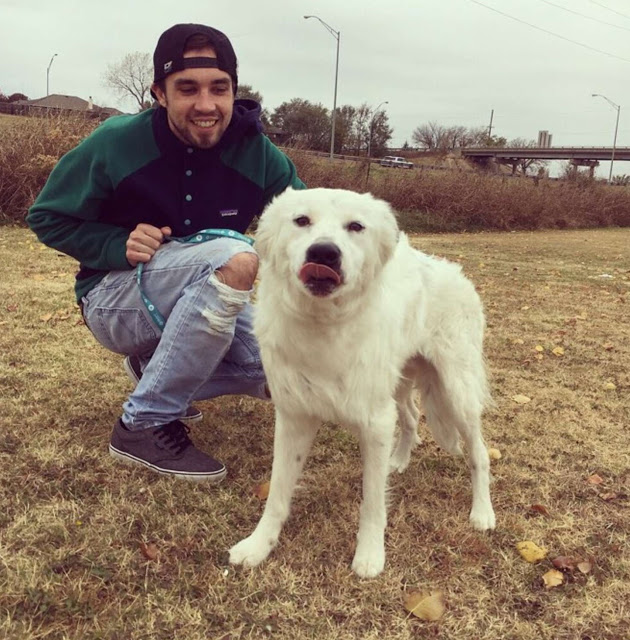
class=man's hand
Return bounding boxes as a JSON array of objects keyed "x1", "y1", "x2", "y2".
[{"x1": 126, "y1": 224, "x2": 172, "y2": 267}]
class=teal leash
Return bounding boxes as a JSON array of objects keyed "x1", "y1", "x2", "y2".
[{"x1": 135, "y1": 228, "x2": 255, "y2": 329}]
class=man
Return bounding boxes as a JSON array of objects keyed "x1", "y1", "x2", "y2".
[{"x1": 27, "y1": 24, "x2": 305, "y2": 483}]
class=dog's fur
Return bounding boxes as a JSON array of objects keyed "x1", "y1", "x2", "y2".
[{"x1": 229, "y1": 188, "x2": 495, "y2": 577}]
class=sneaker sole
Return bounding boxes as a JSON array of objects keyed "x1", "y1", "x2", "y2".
[
  {"x1": 123, "y1": 358, "x2": 204, "y2": 423},
  {"x1": 109, "y1": 444, "x2": 227, "y2": 483}
]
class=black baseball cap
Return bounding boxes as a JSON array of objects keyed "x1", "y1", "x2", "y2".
[{"x1": 152, "y1": 24, "x2": 238, "y2": 92}]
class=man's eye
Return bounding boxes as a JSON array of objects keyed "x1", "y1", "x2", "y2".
[
  {"x1": 294, "y1": 216, "x2": 311, "y2": 227},
  {"x1": 347, "y1": 221, "x2": 364, "y2": 232}
]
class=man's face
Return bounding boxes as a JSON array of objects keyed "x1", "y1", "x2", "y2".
[{"x1": 152, "y1": 46, "x2": 234, "y2": 149}]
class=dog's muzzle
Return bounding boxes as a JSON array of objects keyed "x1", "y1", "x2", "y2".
[{"x1": 299, "y1": 241, "x2": 343, "y2": 297}]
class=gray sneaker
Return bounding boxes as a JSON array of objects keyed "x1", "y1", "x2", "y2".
[
  {"x1": 109, "y1": 419, "x2": 226, "y2": 483},
  {"x1": 123, "y1": 355, "x2": 203, "y2": 423}
]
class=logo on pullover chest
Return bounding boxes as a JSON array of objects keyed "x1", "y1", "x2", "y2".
[{"x1": 220, "y1": 209, "x2": 239, "y2": 218}]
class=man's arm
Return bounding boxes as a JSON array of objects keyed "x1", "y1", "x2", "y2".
[{"x1": 26, "y1": 126, "x2": 153, "y2": 271}]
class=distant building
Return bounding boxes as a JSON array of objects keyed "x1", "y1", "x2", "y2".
[
  {"x1": 1, "y1": 94, "x2": 123, "y2": 119},
  {"x1": 263, "y1": 124, "x2": 291, "y2": 145}
]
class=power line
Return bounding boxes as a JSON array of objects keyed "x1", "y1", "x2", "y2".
[
  {"x1": 587, "y1": 0, "x2": 630, "y2": 21},
  {"x1": 467, "y1": 0, "x2": 630, "y2": 63},
  {"x1": 539, "y1": 0, "x2": 630, "y2": 32}
]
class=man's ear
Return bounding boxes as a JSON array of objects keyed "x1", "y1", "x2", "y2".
[{"x1": 151, "y1": 82, "x2": 167, "y2": 108}]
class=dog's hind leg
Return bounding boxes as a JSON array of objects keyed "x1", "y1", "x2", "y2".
[
  {"x1": 352, "y1": 403, "x2": 397, "y2": 578},
  {"x1": 229, "y1": 408, "x2": 320, "y2": 568},
  {"x1": 417, "y1": 359, "x2": 463, "y2": 456},
  {"x1": 390, "y1": 378, "x2": 421, "y2": 474},
  {"x1": 428, "y1": 361, "x2": 495, "y2": 531}
]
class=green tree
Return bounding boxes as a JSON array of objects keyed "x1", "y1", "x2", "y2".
[
  {"x1": 236, "y1": 84, "x2": 262, "y2": 103},
  {"x1": 271, "y1": 99, "x2": 330, "y2": 151}
]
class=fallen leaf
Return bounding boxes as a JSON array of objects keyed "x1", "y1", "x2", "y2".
[
  {"x1": 516, "y1": 541, "x2": 548, "y2": 563},
  {"x1": 535, "y1": 345, "x2": 545, "y2": 352},
  {"x1": 603, "y1": 382, "x2": 617, "y2": 391},
  {"x1": 603, "y1": 342, "x2": 614, "y2": 351},
  {"x1": 512, "y1": 394, "x2": 531, "y2": 404},
  {"x1": 6, "y1": 304, "x2": 18, "y2": 312},
  {"x1": 512, "y1": 338, "x2": 525, "y2": 345},
  {"x1": 529, "y1": 504, "x2": 549, "y2": 516},
  {"x1": 40, "y1": 313, "x2": 53, "y2": 323},
  {"x1": 587, "y1": 474, "x2": 604, "y2": 485},
  {"x1": 552, "y1": 556, "x2": 577, "y2": 570},
  {"x1": 542, "y1": 569, "x2": 564, "y2": 589},
  {"x1": 253, "y1": 481, "x2": 270, "y2": 500},
  {"x1": 404, "y1": 591, "x2": 446, "y2": 621},
  {"x1": 488, "y1": 448, "x2": 502, "y2": 460},
  {"x1": 599, "y1": 492, "x2": 618, "y2": 502},
  {"x1": 577, "y1": 561, "x2": 592, "y2": 574},
  {"x1": 139, "y1": 541, "x2": 160, "y2": 561},
  {"x1": 552, "y1": 347, "x2": 565, "y2": 357}
]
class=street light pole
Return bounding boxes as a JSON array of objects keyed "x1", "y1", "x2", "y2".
[
  {"x1": 592, "y1": 93, "x2": 621, "y2": 184},
  {"x1": 366, "y1": 101, "x2": 389, "y2": 158},
  {"x1": 47, "y1": 53, "x2": 58, "y2": 96},
  {"x1": 304, "y1": 15, "x2": 340, "y2": 160}
]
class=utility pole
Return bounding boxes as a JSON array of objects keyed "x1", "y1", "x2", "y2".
[
  {"x1": 47, "y1": 53, "x2": 58, "y2": 96},
  {"x1": 487, "y1": 109, "x2": 494, "y2": 142}
]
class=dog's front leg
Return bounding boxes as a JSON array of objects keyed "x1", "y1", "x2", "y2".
[
  {"x1": 229, "y1": 407, "x2": 319, "y2": 568},
  {"x1": 352, "y1": 410, "x2": 395, "y2": 578}
]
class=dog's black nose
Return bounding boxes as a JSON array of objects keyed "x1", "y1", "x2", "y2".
[{"x1": 306, "y1": 242, "x2": 341, "y2": 268}]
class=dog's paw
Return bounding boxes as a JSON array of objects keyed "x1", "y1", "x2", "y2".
[
  {"x1": 352, "y1": 547, "x2": 385, "y2": 578},
  {"x1": 389, "y1": 451, "x2": 411, "y2": 474},
  {"x1": 229, "y1": 535, "x2": 275, "y2": 568},
  {"x1": 469, "y1": 504, "x2": 496, "y2": 531}
]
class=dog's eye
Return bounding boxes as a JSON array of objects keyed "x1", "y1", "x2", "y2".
[
  {"x1": 347, "y1": 221, "x2": 364, "y2": 233},
  {"x1": 294, "y1": 215, "x2": 311, "y2": 227}
]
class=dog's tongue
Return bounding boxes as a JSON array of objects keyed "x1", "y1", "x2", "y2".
[{"x1": 299, "y1": 262, "x2": 341, "y2": 284}]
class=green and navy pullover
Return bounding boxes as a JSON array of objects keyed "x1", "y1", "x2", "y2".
[{"x1": 27, "y1": 100, "x2": 305, "y2": 302}]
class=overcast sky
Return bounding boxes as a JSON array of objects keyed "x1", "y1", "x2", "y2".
[{"x1": 2, "y1": 0, "x2": 629, "y2": 177}]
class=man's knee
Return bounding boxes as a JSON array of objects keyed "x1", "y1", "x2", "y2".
[{"x1": 215, "y1": 252, "x2": 259, "y2": 290}]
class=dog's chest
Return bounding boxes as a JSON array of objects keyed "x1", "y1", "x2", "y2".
[{"x1": 261, "y1": 328, "x2": 395, "y2": 424}]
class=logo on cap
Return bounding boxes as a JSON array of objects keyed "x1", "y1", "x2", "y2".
[{"x1": 164, "y1": 61, "x2": 173, "y2": 73}]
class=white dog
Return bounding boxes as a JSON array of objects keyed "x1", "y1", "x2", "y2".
[{"x1": 229, "y1": 188, "x2": 495, "y2": 577}]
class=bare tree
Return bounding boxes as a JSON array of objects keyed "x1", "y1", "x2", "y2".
[
  {"x1": 508, "y1": 137, "x2": 546, "y2": 176},
  {"x1": 411, "y1": 121, "x2": 451, "y2": 151},
  {"x1": 103, "y1": 52, "x2": 153, "y2": 112}
]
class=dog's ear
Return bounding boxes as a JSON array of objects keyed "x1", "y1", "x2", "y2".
[
  {"x1": 254, "y1": 209, "x2": 273, "y2": 262},
  {"x1": 255, "y1": 189, "x2": 291, "y2": 264},
  {"x1": 374, "y1": 198, "x2": 400, "y2": 267}
]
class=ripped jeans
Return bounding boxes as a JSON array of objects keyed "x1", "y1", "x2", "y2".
[{"x1": 81, "y1": 238, "x2": 267, "y2": 431}]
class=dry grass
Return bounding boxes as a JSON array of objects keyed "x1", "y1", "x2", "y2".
[
  {"x1": 287, "y1": 150, "x2": 630, "y2": 231},
  {"x1": 1, "y1": 226, "x2": 629, "y2": 640}
]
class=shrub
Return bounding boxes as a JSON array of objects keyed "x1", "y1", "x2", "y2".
[
  {"x1": 2, "y1": 118, "x2": 629, "y2": 232},
  {"x1": 0, "y1": 114, "x2": 97, "y2": 224}
]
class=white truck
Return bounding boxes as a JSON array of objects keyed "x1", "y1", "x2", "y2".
[{"x1": 379, "y1": 156, "x2": 414, "y2": 169}]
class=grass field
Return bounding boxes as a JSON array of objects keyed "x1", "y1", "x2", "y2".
[{"x1": 1, "y1": 226, "x2": 628, "y2": 639}]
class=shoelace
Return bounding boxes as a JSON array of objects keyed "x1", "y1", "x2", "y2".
[
  {"x1": 137, "y1": 229, "x2": 254, "y2": 329},
  {"x1": 154, "y1": 421, "x2": 193, "y2": 455}
]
